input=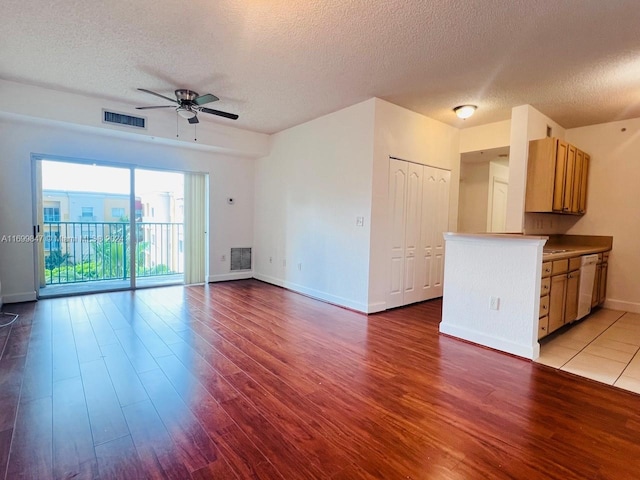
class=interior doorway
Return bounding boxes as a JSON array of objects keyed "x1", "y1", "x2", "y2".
[{"x1": 458, "y1": 146, "x2": 510, "y2": 233}]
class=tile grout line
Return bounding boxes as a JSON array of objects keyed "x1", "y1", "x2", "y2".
[{"x1": 556, "y1": 310, "x2": 629, "y2": 370}]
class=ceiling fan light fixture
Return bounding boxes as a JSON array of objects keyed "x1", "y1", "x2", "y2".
[
  {"x1": 453, "y1": 105, "x2": 477, "y2": 119},
  {"x1": 177, "y1": 107, "x2": 197, "y2": 119}
]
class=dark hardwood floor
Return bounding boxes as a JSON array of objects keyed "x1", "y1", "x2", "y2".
[{"x1": 1, "y1": 279, "x2": 639, "y2": 479}]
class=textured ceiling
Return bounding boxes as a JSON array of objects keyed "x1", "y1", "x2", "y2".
[{"x1": 2, "y1": 0, "x2": 640, "y2": 134}]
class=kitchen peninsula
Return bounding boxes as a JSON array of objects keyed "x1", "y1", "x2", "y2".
[{"x1": 440, "y1": 233, "x2": 612, "y2": 360}]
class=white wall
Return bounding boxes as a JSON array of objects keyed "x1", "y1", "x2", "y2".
[
  {"x1": 0, "y1": 118, "x2": 257, "y2": 302},
  {"x1": 459, "y1": 120, "x2": 511, "y2": 153},
  {"x1": 565, "y1": 118, "x2": 640, "y2": 313},
  {"x1": 458, "y1": 162, "x2": 490, "y2": 233},
  {"x1": 0, "y1": 79, "x2": 269, "y2": 157},
  {"x1": 506, "y1": 105, "x2": 566, "y2": 232},
  {"x1": 440, "y1": 234, "x2": 545, "y2": 359},
  {"x1": 253, "y1": 99, "x2": 376, "y2": 312},
  {"x1": 368, "y1": 98, "x2": 460, "y2": 312}
]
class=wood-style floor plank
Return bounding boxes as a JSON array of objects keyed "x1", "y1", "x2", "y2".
[
  {"x1": 2, "y1": 280, "x2": 640, "y2": 479},
  {"x1": 52, "y1": 376, "x2": 98, "y2": 479}
]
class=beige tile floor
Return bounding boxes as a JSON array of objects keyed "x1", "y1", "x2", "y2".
[{"x1": 536, "y1": 308, "x2": 640, "y2": 394}]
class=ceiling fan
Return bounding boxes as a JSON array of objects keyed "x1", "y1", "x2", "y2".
[{"x1": 136, "y1": 88, "x2": 239, "y2": 124}]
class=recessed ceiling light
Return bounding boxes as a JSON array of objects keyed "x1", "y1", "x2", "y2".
[{"x1": 453, "y1": 105, "x2": 477, "y2": 119}]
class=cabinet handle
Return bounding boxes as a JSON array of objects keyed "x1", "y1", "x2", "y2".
[
  {"x1": 542, "y1": 305, "x2": 548, "y2": 310},
  {"x1": 541, "y1": 326, "x2": 547, "y2": 331}
]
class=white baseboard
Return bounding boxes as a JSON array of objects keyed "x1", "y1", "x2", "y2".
[
  {"x1": 367, "y1": 301, "x2": 387, "y2": 314},
  {"x1": 253, "y1": 273, "x2": 368, "y2": 313},
  {"x1": 2, "y1": 291, "x2": 37, "y2": 304},
  {"x1": 439, "y1": 322, "x2": 539, "y2": 360},
  {"x1": 207, "y1": 271, "x2": 253, "y2": 282},
  {"x1": 603, "y1": 299, "x2": 640, "y2": 314}
]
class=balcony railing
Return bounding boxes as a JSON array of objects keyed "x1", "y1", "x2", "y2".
[{"x1": 43, "y1": 221, "x2": 184, "y2": 285}]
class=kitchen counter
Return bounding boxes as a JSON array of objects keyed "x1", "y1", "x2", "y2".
[
  {"x1": 440, "y1": 233, "x2": 613, "y2": 360},
  {"x1": 542, "y1": 245, "x2": 611, "y2": 261}
]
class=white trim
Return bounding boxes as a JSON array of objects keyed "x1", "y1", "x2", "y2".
[
  {"x1": 486, "y1": 176, "x2": 508, "y2": 232},
  {"x1": 254, "y1": 273, "x2": 368, "y2": 313},
  {"x1": 2, "y1": 291, "x2": 37, "y2": 304},
  {"x1": 207, "y1": 271, "x2": 253, "y2": 282},
  {"x1": 439, "y1": 322, "x2": 540, "y2": 360},
  {"x1": 367, "y1": 301, "x2": 387, "y2": 314},
  {"x1": 603, "y1": 299, "x2": 640, "y2": 314}
]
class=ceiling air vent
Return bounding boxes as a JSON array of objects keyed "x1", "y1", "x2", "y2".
[
  {"x1": 230, "y1": 248, "x2": 252, "y2": 271},
  {"x1": 102, "y1": 109, "x2": 146, "y2": 129}
]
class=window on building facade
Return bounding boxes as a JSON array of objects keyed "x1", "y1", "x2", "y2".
[
  {"x1": 81, "y1": 207, "x2": 94, "y2": 220},
  {"x1": 43, "y1": 207, "x2": 60, "y2": 222},
  {"x1": 111, "y1": 207, "x2": 125, "y2": 219}
]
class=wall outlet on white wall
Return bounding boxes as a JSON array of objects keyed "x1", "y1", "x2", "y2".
[
  {"x1": 356, "y1": 216, "x2": 365, "y2": 227},
  {"x1": 221, "y1": 254, "x2": 226, "y2": 262}
]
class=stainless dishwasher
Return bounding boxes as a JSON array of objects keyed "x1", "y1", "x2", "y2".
[{"x1": 577, "y1": 254, "x2": 599, "y2": 320}]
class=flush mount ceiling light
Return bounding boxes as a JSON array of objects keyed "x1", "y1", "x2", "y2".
[{"x1": 453, "y1": 105, "x2": 477, "y2": 119}]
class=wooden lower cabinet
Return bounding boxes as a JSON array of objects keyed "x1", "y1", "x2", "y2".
[
  {"x1": 598, "y1": 262, "x2": 608, "y2": 305},
  {"x1": 539, "y1": 251, "x2": 610, "y2": 339},
  {"x1": 549, "y1": 273, "x2": 567, "y2": 333},
  {"x1": 591, "y1": 253, "x2": 609, "y2": 308},
  {"x1": 564, "y1": 269, "x2": 580, "y2": 323},
  {"x1": 538, "y1": 316, "x2": 549, "y2": 339}
]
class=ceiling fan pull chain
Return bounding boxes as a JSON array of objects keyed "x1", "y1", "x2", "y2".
[
  {"x1": 194, "y1": 123, "x2": 197, "y2": 142},
  {"x1": 176, "y1": 112, "x2": 179, "y2": 138}
]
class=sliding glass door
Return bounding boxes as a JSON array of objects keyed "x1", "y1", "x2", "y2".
[{"x1": 34, "y1": 158, "x2": 200, "y2": 298}]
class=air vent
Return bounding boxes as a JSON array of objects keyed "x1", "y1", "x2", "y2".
[
  {"x1": 230, "y1": 247, "x2": 251, "y2": 271},
  {"x1": 102, "y1": 109, "x2": 146, "y2": 129}
]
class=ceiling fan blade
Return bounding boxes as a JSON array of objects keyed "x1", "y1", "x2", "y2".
[
  {"x1": 137, "y1": 88, "x2": 178, "y2": 104},
  {"x1": 200, "y1": 107, "x2": 239, "y2": 120},
  {"x1": 194, "y1": 93, "x2": 219, "y2": 105},
  {"x1": 188, "y1": 115, "x2": 199, "y2": 124},
  {"x1": 135, "y1": 105, "x2": 174, "y2": 110}
]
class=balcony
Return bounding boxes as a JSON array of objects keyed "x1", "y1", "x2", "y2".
[{"x1": 41, "y1": 221, "x2": 184, "y2": 296}]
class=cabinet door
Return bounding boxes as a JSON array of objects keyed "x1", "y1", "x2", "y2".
[
  {"x1": 579, "y1": 154, "x2": 589, "y2": 214},
  {"x1": 598, "y1": 263, "x2": 608, "y2": 305},
  {"x1": 565, "y1": 270, "x2": 580, "y2": 323},
  {"x1": 591, "y1": 263, "x2": 601, "y2": 309},
  {"x1": 552, "y1": 140, "x2": 568, "y2": 212},
  {"x1": 571, "y1": 150, "x2": 584, "y2": 214},
  {"x1": 388, "y1": 159, "x2": 407, "y2": 308},
  {"x1": 549, "y1": 274, "x2": 567, "y2": 333},
  {"x1": 563, "y1": 144, "x2": 576, "y2": 212}
]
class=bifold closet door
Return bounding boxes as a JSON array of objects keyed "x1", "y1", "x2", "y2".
[
  {"x1": 388, "y1": 159, "x2": 451, "y2": 308},
  {"x1": 421, "y1": 167, "x2": 451, "y2": 300},
  {"x1": 388, "y1": 158, "x2": 408, "y2": 309}
]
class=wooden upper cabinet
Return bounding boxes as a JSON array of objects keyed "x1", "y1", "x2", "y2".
[
  {"x1": 563, "y1": 145, "x2": 576, "y2": 213},
  {"x1": 579, "y1": 153, "x2": 589, "y2": 214},
  {"x1": 552, "y1": 140, "x2": 568, "y2": 212},
  {"x1": 525, "y1": 137, "x2": 590, "y2": 215}
]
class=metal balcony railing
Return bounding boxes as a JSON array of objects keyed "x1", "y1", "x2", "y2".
[{"x1": 43, "y1": 221, "x2": 184, "y2": 285}]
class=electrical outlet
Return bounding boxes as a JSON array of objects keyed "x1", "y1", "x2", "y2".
[
  {"x1": 356, "y1": 216, "x2": 364, "y2": 227},
  {"x1": 297, "y1": 263, "x2": 302, "y2": 271},
  {"x1": 269, "y1": 256, "x2": 273, "y2": 263},
  {"x1": 221, "y1": 254, "x2": 226, "y2": 262},
  {"x1": 490, "y1": 296, "x2": 500, "y2": 310}
]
